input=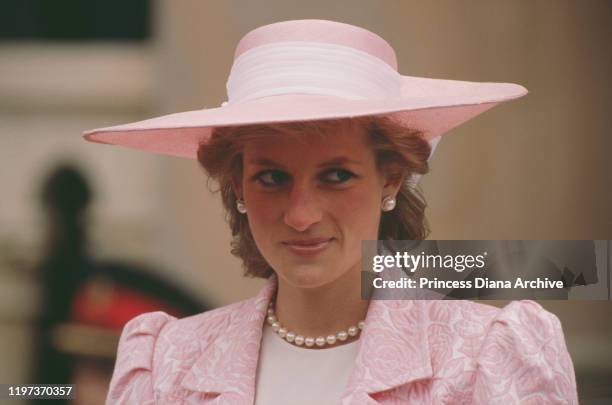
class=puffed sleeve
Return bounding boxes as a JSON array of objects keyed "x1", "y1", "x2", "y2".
[
  {"x1": 473, "y1": 301, "x2": 578, "y2": 404},
  {"x1": 106, "y1": 312, "x2": 177, "y2": 405}
]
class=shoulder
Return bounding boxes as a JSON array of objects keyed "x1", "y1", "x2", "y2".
[
  {"x1": 112, "y1": 311, "x2": 177, "y2": 375},
  {"x1": 106, "y1": 311, "x2": 176, "y2": 404},
  {"x1": 115, "y1": 299, "x2": 245, "y2": 357},
  {"x1": 476, "y1": 301, "x2": 577, "y2": 403},
  {"x1": 159, "y1": 295, "x2": 260, "y2": 346},
  {"x1": 422, "y1": 299, "x2": 568, "y2": 339},
  {"x1": 423, "y1": 300, "x2": 577, "y2": 404},
  {"x1": 129, "y1": 296, "x2": 257, "y2": 361},
  {"x1": 107, "y1": 297, "x2": 256, "y2": 404},
  {"x1": 428, "y1": 298, "x2": 569, "y2": 328}
]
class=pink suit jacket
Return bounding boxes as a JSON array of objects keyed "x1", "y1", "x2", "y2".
[{"x1": 107, "y1": 275, "x2": 578, "y2": 404}]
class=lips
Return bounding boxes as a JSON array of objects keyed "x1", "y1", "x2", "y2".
[{"x1": 281, "y1": 237, "x2": 334, "y2": 256}]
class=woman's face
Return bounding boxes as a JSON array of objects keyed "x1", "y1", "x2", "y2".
[{"x1": 239, "y1": 124, "x2": 398, "y2": 289}]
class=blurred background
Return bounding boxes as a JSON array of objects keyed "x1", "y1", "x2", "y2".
[{"x1": 0, "y1": 0, "x2": 610, "y2": 404}]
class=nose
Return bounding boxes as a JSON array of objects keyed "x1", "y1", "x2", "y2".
[{"x1": 283, "y1": 183, "x2": 322, "y2": 232}]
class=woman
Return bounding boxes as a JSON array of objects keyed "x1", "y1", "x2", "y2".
[{"x1": 85, "y1": 20, "x2": 577, "y2": 404}]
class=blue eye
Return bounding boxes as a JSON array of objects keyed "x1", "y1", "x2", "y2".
[
  {"x1": 256, "y1": 170, "x2": 290, "y2": 186},
  {"x1": 322, "y1": 169, "x2": 355, "y2": 184}
]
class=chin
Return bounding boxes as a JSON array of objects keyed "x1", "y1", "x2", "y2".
[{"x1": 278, "y1": 264, "x2": 338, "y2": 289}]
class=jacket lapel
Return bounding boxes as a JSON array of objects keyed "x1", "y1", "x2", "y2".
[
  {"x1": 341, "y1": 299, "x2": 433, "y2": 404},
  {"x1": 181, "y1": 276, "x2": 277, "y2": 404},
  {"x1": 181, "y1": 276, "x2": 433, "y2": 404}
]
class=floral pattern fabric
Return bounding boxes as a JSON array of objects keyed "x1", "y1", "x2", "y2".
[{"x1": 106, "y1": 275, "x2": 577, "y2": 404}]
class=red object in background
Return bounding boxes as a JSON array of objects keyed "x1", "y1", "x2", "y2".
[{"x1": 71, "y1": 277, "x2": 183, "y2": 331}]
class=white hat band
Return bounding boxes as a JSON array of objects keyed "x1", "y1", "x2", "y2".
[{"x1": 226, "y1": 41, "x2": 403, "y2": 104}]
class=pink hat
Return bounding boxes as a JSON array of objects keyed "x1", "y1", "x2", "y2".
[{"x1": 83, "y1": 19, "x2": 527, "y2": 159}]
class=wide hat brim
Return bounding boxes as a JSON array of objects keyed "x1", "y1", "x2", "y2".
[{"x1": 83, "y1": 75, "x2": 527, "y2": 159}]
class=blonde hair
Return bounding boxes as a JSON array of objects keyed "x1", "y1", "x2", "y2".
[{"x1": 197, "y1": 116, "x2": 431, "y2": 278}]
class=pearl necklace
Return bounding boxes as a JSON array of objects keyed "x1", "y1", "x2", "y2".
[{"x1": 266, "y1": 300, "x2": 365, "y2": 348}]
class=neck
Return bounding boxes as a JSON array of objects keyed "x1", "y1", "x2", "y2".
[{"x1": 273, "y1": 265, "x2": 370, "y2": 345}]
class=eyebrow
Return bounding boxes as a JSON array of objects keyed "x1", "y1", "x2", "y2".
[
  {"x1": 248, "y1": 158, "x2": 287, "y2": 168},
  {"x1": 247, "y1": 156, "x2": 362, "y2": 169},
  {"x1": 316, "y1": 157, "x2": 362, "y2": 168}
]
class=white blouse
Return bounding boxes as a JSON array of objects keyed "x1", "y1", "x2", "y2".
[{"x1": 254, "y1": 322, "x2": 360, "y2": 405}]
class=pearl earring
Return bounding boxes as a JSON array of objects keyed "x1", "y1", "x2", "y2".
[
  {"x1": 236, "y1": 199, "x2": 247, "y2": 214},
  {"x1": 381, "y1": 195, "x2": 396, "y2": 212}
]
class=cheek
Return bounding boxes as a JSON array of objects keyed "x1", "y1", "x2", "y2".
[
  {"x1": 241, "y1": 191, "x2": 287, "y2": 259},
  {"x1": 333, "y1": 186, "x2": 382, "y2": 238},
  {"x1": 245, "y1": 195, "x2": 278, "y2": 233}
]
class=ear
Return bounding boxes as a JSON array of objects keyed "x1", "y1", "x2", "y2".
[{"x1": 381, "y1": 168, "x2": 406, "y2": 198}]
